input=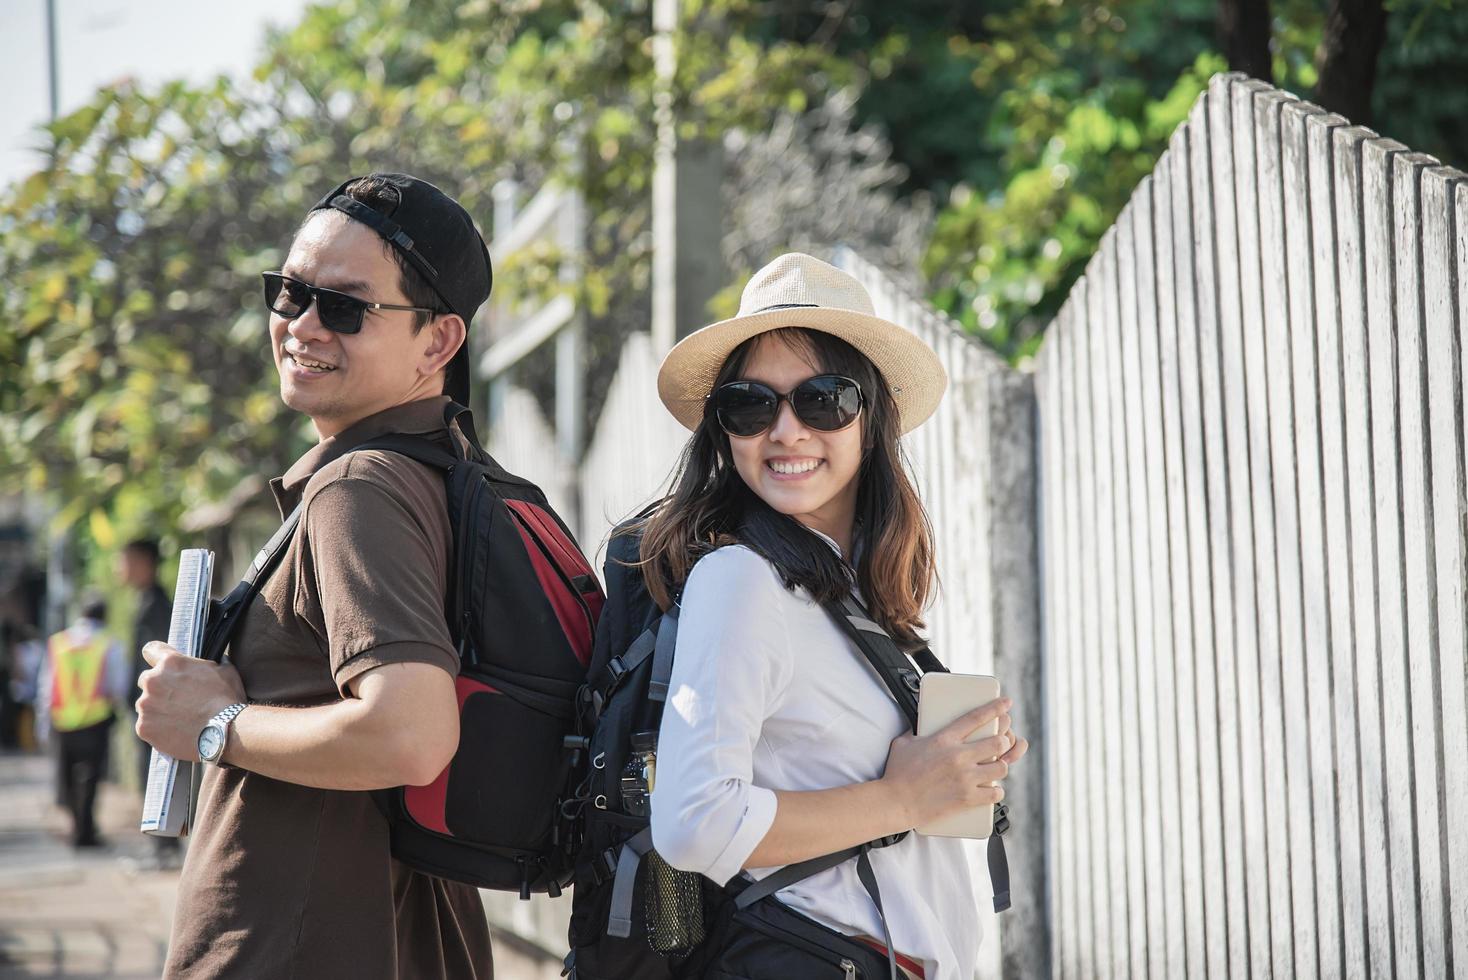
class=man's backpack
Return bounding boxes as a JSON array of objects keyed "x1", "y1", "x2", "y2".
[
  {"x1": 203, "y1": 403, "x2": 603, "y2": 898},
  {"x1": 561, "y1": 525, "x2": 1011, "y2": 980}
]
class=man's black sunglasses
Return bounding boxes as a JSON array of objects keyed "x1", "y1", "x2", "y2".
[
  {"x1": 262, "y1": 272, "x2": 441, "y2": 335},
  {"x1": 710, "y1": 374, "x2": 864, "y2": 438}
]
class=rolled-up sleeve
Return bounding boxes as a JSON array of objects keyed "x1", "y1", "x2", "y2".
[
  {"x1": 650, "y1": 546, "x2": 792, "y2": 885},
  {"x1": 296, "y1": 474, "x2": 459, "y2": 694}
]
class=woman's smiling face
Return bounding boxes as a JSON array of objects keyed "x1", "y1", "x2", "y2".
[{"x1": 724, "y1": 333, "x2": 864, "y2": 551}]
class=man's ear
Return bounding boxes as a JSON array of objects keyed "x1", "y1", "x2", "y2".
[{"x1": 419, "y1": 314, "x2": 467, "y2": 379}]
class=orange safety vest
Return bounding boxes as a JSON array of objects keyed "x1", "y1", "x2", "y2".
[{"x1": 47, "y1": 630, "x2": 114, "y2": 732}]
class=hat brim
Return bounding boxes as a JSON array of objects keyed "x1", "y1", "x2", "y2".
[{"x1": 657, "y1": 307, "x2": 948, "y2": 434}]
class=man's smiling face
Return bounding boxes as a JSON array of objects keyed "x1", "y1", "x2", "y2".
[{"x1": 270, "y1": 211, "x2": 458, "y2": 440}]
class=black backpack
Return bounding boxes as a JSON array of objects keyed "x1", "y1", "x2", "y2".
[
  {"x1": 562, "y1": 524, "x2": 1011, "y2": 980},
  {"x1": 203, "y1": 403, "x2": 603, "y2": 898}
]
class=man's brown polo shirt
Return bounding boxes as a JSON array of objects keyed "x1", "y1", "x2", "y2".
[{"x1": 165, "y1": 397, "x2": 493, "y2": 979}]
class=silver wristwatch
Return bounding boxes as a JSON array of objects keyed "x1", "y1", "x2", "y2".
[{"x1": 197, "y1": 703, "x2": 247, "y2": 764}]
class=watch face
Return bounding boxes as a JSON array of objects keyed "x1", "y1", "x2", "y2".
[{"x1": 198, "y1": 726, "x2": 224, "y2": 762}]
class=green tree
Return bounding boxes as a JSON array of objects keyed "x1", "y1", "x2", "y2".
[
  {"x1": 918, "y1": 0, "x2": 1220, "y2": 361},
  {"x1": 916, "y1": 0, "x2": 1467, "y2": 362},
  {"x1": 0, "y1": 0, "x2": 850, "y2": 560},
  {"x1": 0, "y1": 80, "x2": 313, "y2": 559}
]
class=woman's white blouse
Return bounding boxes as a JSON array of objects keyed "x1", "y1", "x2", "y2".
[{"x1": 649, "y1": 541, "x2": 981, "y2": 980}]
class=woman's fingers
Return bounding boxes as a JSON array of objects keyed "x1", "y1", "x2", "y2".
[
  {"x1": 974, "y1": 758, "x2": 1009, "y2": 784},
  {"x1": 938, "y1": 697, "x2": 1012, "y2": 743},
  {"x1": 962, "y1": 732, "x2": 1013, "y2": 762},
  {"x1": 968, "y1": 783, "x2": 1005, "y2": 806},
  {"x1": 1001, "y1": 736, "x2": 1030, "y2": 765}
]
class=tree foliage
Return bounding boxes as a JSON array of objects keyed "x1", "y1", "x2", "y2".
[
  {"x1": 4, "y1": 0, "x2": 1465, "y2": 575},
  {"x1": 905, "y1": 0, "x2": 1467, "y2": 362},
  {"x1": 0, "y1": 80, "x2": 309, "y2": 554},
  {"x1": 0, "y1": 0, "x2": 846, "y2": 556}
]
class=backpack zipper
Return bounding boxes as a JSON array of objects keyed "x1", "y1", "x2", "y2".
[{"x1": 840, "y1": 959, "x2": 857, "y2": 978}]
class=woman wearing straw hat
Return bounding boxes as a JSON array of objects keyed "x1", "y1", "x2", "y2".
[{"x1": 638, "y1": 252, "x2": 1030, "y2": 979}]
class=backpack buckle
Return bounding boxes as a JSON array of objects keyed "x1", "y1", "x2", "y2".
[
  {"x1": 599, "y1": 847, "x2": 619, "y2": 881},
  {"x1": 899, "y1": 668, "x2": 921, "y2": 695},
  {"x1": 992, "y1": 802, "x2": 1010, "y2": 836}
]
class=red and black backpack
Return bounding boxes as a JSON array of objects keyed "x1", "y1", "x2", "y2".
[{"x1": 204, "y1": 402, "x2": 603, "y2": 898}]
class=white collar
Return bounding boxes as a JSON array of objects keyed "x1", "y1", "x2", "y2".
[{"x1": 800, "y1": 524, "x2": 845, "y2": 559}]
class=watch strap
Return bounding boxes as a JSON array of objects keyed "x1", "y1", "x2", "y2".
[
  {"x1": 210, "y1": 702, "x2": 248, "y2": 726},
  {"x1": 201, "y1": 702, "x2": 248, "y2": 763}
]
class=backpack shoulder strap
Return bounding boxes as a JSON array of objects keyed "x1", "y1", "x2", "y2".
[
  {"x1": 821, "y1": 594, "x2": 1013, "y2": 917},
  {"x1": 200, "y1": 505, "x2": 302, "y2": 663},
  {"x1": 351, "y1": 433, "x2": 464, "y2": 471},
  {"x1": 822, "y1": 595, "x2": 943, "y2": 730}
]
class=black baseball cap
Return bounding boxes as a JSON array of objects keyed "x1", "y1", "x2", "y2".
[{"x1": 311, "y1": 173, "x2": 492, "y2": 405}]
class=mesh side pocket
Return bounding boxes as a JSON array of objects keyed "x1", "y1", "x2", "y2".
[{"x1": 644, "y1": 850, "x2": 707, "y2": 953}]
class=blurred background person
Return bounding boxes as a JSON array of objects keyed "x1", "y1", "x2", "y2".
[
  {"x1": 120, "y1": 537, "x2": 180, "y2": 868},
  {"x1": 8, "y1": 622, "x2": 45, "y2": 752},
  {"x1": 38, "y1": 592, "x2": 130, "y2": 849},
  {"x1": 0, "y1": 619, "x2": 18, "y2": 748}
]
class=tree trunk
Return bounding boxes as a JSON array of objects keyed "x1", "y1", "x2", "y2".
[
  {"x1": 1217, "y1": 0, "x2": 1275, "y2": 83},
  {"x1": 1314, "y1": 0, "x2": 1388, "y2": 126}
]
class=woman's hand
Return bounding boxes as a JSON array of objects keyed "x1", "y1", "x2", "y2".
[{"x1": 879, "y1": 697, "x2": 1030, "y2": 828}]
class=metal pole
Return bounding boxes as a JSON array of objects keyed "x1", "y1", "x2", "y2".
[
  {"x1": 46, "y1": 0, "x2": 60, "y2": 121},
  {"x1": 487, "y1": 181, "x2": 520, "y2": 431}
]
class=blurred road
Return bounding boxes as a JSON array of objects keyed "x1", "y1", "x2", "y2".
[{"x1": 0, "y1": 750, "x2": 177, "y2": 978}]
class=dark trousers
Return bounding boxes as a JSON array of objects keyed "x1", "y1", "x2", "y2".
[{"x1": 55, "y1": 716, "x2": 113, "y2": 846}]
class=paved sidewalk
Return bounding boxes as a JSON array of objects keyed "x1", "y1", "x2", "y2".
[
  {"x1": 0, "y1": 751, "x2": 564, "y2": 979},
  {"x1": 0, "y1": 750, "x2": 177, "y2": 978}
]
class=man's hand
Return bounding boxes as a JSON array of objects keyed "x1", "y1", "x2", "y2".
[{"x1": 135, "y1": 641, "x2": 247, "y2": 762}]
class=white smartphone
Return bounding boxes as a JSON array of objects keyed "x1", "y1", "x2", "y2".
[{"x1": 914, "y1": 672, "x2": 1003, "y2": 839}]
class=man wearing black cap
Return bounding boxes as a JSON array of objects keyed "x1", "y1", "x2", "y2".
[{"x1": 136, "y1": 174, "x2": 495, "y2": 978}]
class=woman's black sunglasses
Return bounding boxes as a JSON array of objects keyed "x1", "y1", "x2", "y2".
[
  {"x1": 710, "y1": 374, "x2": 864, "y2": 438},
  {"x1": 262, "y1": 272, "x2": 440, "y2": 335}
]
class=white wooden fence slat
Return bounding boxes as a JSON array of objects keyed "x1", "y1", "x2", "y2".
[
  {"x1": 1393, "y1": 151, "x2": 1451, "y2": 980},
  {"x1": 1335, "y1": 124, "x2": 1396, "y2": 980},
  {"x1": 1035, "y1": 312, "x2": 1065, "y2": 980},
  {"x1": 1285, "y1": 101, "x2": 1344, "y2": 980},
  {"x1": 1306, "y1": 109, "x2": 1364, "y2": 979},
  {"x1": 1176, "y1": 100, "x2": 1234, "y2": 980},
  {"x1": 1201, "y1": 79, "x2": 1254, "y2": 979},
  {"x1": 1130, "y1": 176, "x2": 1181, "y2": 980},
  {"x1": 1209, "y1": 70, "x2": 1268, "y2": 979},
  {"x1": 1073, "y1": 274, "x2": 1112, "y2": 980},
  {"x1": 1152, "y1": 144, "x2": 1202, "y2": 980},
  {"x1": 1232, "y1": 77, "x2": 1286, "y2": 979},
  {"x1": 1363, "y1": 135, "x2": 1423, "y2": 979},
  {"x1": 1423, "y1": 165, "x2": 1468, "y2": 980},
  {"x1": 1091, "y1": 241, "x2": 1131, "y2": 980},
  {"x1": 1253, "y1": 87, "x2": 1320, "y2": 980},
  {"x1": 1449, "y1": 178, "x2": 1468, "y2": 980},
  {"x1": 1270, "y1": 96, "x2": 1327, "y2": 980},
  {"x1": 1103, "y1": 224, "x2": 1150, "y2": 980},
  {"x1": 1056, "y1": 293, "x2": 1086, "y2": 980}
]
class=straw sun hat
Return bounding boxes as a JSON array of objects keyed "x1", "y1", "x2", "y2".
[{"x1": 656, "y1": 252, "x2": 948, "y2": 434}]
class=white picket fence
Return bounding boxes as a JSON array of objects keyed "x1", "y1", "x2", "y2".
[{"x1": 1034, "y1": 71, "x2": 1468, "y2": 980}]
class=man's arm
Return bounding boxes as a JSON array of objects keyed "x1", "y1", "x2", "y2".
[{"x1": 136, "y1": 644, "x2": 459, "y2": 790}]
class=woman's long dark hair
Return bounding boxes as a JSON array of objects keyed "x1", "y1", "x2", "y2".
[{"x1": 631, "y1": 327, "x2": 937, "y2": 647}]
